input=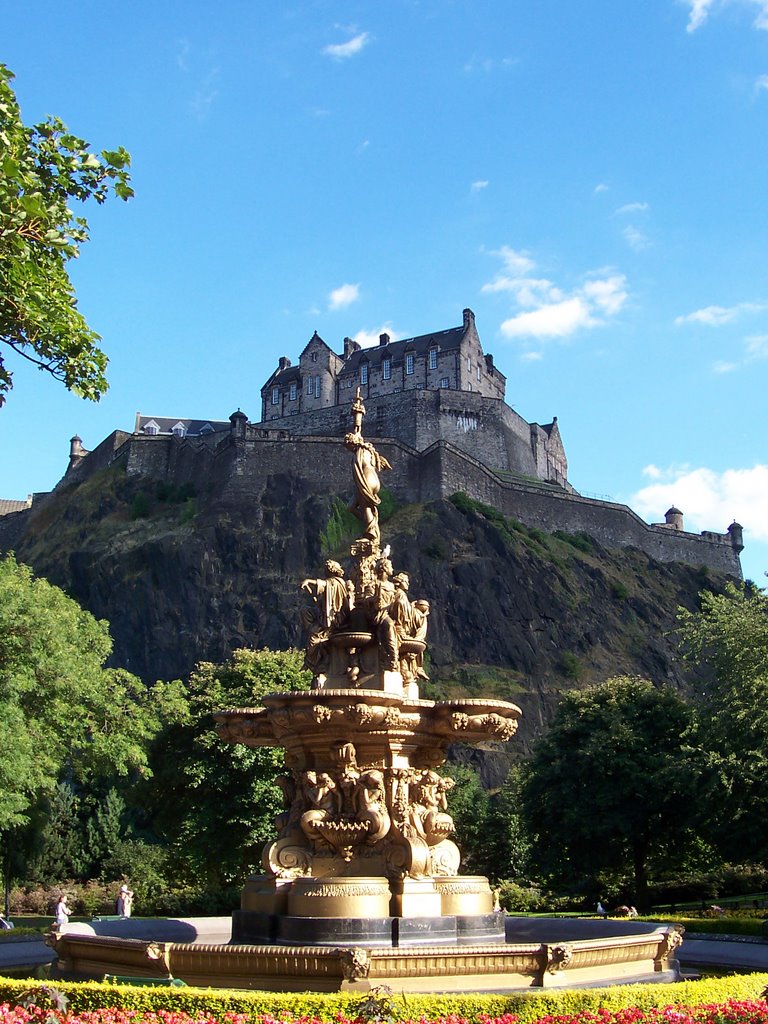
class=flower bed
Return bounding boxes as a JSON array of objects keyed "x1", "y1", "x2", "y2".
[
  {"x1": 1, "y1": 975, "x2": 768, "y2": 1024},
  {"x1": 3, "y1": 998, "x2": 768, "y2": 1024}
]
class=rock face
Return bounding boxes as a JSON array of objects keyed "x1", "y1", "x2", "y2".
[{"x1": 0, "y1": 460, "x2": 723, "y2": 758}]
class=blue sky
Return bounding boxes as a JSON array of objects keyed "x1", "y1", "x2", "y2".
[{"x1": 2, "y1": 0, "x2": 767, "y2": 584}]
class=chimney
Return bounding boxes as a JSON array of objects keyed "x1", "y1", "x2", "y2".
[
  {"x1": 463, "y1": 308, "x2": 475, "y2": 331},
  {"x1": 379, "y1": 333, "x2": 390, "y2": 347},
  {"x1": 277, "y1": 356, "x2": 291, "y2": 371},
  {"x1": 343, "y1": 337, "x2": 361, "y2": 360}
]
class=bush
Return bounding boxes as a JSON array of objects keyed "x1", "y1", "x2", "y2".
[{"x1": 496, "y1": 879, "x2": 543, "y2": 912}]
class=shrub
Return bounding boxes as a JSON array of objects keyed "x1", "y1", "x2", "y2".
[{"x1": 496, "y1": 879, "x2": 543, "y2": 912}]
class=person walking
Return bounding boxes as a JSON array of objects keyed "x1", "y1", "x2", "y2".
[
  {"x1": 54, "y1": 894, "x2": 72, "y2": 928},
  {"x1": 116, "y1": 885, "x2": 133, "y2": 918}
]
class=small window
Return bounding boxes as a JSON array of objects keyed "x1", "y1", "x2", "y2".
[
  {"x1": 144, "y1": 424, "x2": 158, "y2": 435},
  {"x1": 271, "y1": 387, "x2": 280, "y2": 405},
  {"x1": 172, "y1": 422, "x2": 186, "y2": 437},
  {"x1": 311, "y1": 351, "x2": 318, "y2": 363},
  {"x1": 440, "y1": 377, "x2": 450, "y2": 389},
  {"x1": 360, "y1": 363, "x2": 369, "y2": 385},
  {"x1": 405, "y1": 352, "x2": 414, "y2": 375},
  {"x1": 306, "y1": 377, "x2": 313, "y2": 396},
  {"x1": 314, "y1": 375, "x2": 321, "y2": 396},
  {"x1": 415, "y1": 382, "x2": 424, "y2": 390},
  {"x1": 429, "y1": 348, "x2": 438, "y2": 370},
  {"x1": 476, "y1": 365, "x2": 481, "y2": 381},
  {"x1": 467, "y1": 356, "x2": 471, "y2": 372},
  {"x1": 289, "y1": 382, "x2": 297, "y2": 401},
  {"x1": 382, "y1": 357, "x2": 391, "y2": 380}
]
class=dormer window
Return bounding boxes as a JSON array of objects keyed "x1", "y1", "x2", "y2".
[
  {"x1": 360, "y1": 362, "x2": 369, "y2": 385},
  {"x1": 405, "y1": 352, "x2": 414, "y2": 375},
  {"x1": 143, "y1": 421, "x2": 159, "y2": 435},
  {"x1": 429, "y1": 348, "x2": 438, "y2": 370},
  {"x1": 383, "y1": 357, "x2": 391, "y2": 380},
  {"x1": 171, "y1": 422, "x2": 186, "y2": 437},
  {"x1": 199, "y1": 424, "x2": 214, "y2": 435},
  {"x1": 271, "y1": 387, "x2": 280, "y2": 405}
]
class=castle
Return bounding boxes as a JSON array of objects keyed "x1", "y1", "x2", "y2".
[
  {"x1": 256, "y1": 308, "x2": 569, "y2": 490},
  {"x1": 1, "y1": 310, "x2": 744, "y2": 578}
]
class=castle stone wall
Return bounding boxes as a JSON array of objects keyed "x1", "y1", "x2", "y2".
[
  {"x1": 251, "y1": 390, "x2": 556, "y2": 482},
  {"x1": 55, "y1": 428, "x2": 741, "y2": 579},
  {"x1": 423, "y1": 443, "x2": 742, "y2": 576}
]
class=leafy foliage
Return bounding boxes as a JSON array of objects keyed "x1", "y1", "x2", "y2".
[
  {"x1": 0, "y1": 554, "x2": 184, "y2": 902},
  {"x1": 520, "y1": 676, "x2": 700, "y2": 908},
  {"x1": 676, "y1": 582, "x2": 768, "y2": 862},
  {"x1": 141, "y1": 648, "x2": 310, "y2": 890},
  {"x1": 0, "y1": 64, "x2": 132, "y2": 406}
]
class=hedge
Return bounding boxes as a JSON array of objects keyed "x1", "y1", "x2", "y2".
[{"x1": 1, "y1": 973, "x2": 768, "y2": 1023}]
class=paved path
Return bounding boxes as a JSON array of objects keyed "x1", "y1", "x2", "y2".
[
  {"x1": 0, "y1": 939, "x2": 55, "y2": 970},
  {"x1": 678, "y1": 935, "x2": 768, "y2": 972}
]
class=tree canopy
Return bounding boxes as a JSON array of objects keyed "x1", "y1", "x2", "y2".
[
  {"x1": 677, "y1": 582, "x2": 768, "y2": 861},
  {"x1": 0, "y1": 554, "x2": 178, "y2": 833},
  {"x1": 142, "y1": 648, "x2": 311, "y2": 890},
  {"x1": 0, "y1": 63, "x2": 132, "y2": 406},
  {"x1": 520, "y1": 676, "x2": 699, "y2": 908}
]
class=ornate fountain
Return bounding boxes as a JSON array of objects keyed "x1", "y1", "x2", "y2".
[
  {"x1": 48, "y1": 391, "x2": 684, "y2": 991},
  {"x1": 215, "y1": 389, "x2": 521, "y2": 946}
]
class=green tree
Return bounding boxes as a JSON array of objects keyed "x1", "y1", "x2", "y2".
[
  {"x1": 0, "y1": 64, "x2": 132, "y2": 406},
  {"x1": 0, "y1": 555, "x2": 181, "y2": 867},
  {"x1": 677, "y1": 582, "x2": 768, "y2": 861},
  {"x1": 519, "y1": 676, "x2": 699, "y2": 909},
  {"x1": 25, "y1": 782, "x2": 87, "y2": 882},
  {"x1": 142, "y1": 648, "x2": 311, "y2": 892}
]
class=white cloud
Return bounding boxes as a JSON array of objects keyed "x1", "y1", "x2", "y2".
[
  {"x1": 674, "y1": 301, "x2": 767, "y2": 326},
  {"x1": 583, "y1": 275, "x2": 629, "y2": 315},
  {"x1": 353, "y1": 324, "x2": 401, "y2": 348},
  {"x1": 615, "y1": 202, "x2": 650, "y2": 215},
  {"x1": 521, "y1": 350, "x2": 544, "y2": 362},
  {"x1": 483, "y1": 247, "x2": 628, "y2": 342},
  {"x1": 501, "y1": 298, "x2": 595, "y2": 339},
  {"x1": 632, "y1": 463, "x2": 768, "y2": 542},
  {"x1": 745, "y1": 333, "x2": 768, "y2": 358},
  {"x1": 685, "y1": 0, "x2": 717, "y2": 32},
  {"x1": 593, "y1": 183, "x2": 609, "y2": 194},
  {"x1": 755, "y1": 74, "x2": 768, "y2": 92},
  {"x1": 323, "y1": 32, "x2": 370, "y2": 59},
  {"x1": 471, "y1": 180, "x2": 489, "y2": 192},
  {"x1": 623, "y1": 226, "x2": 651, "y2": 252},
  {"x1": 684, "y1": 0, "x2": 768, "y2": 32},
  {"x1": 328, "y1": 283, "x2": 360, "y2": 310},
  {"x1": 713, "y1": 360, "x2": 738, "y2": 373}
]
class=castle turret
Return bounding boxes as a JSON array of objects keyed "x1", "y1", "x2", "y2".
[
  {"x1": 229, "y1": 409, "x2": 248, "y2": 440},
  {"x1": 67, "y1": 435, "x2": 88, "y2": 473},
  {"x1": 728, "y1": 521, "x2": 744, "y2": 552},
  {"x1": 664, "y1": 506, "x2": 684, "y2": 531}
]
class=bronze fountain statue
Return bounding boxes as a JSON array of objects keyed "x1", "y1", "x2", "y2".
[{"x1": 215, "y1": 389, "x2": 521, "y2": 940}]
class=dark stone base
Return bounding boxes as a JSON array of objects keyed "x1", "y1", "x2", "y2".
[{"x1": 231, "y1": 910, "x2": 506, "y2": 947}]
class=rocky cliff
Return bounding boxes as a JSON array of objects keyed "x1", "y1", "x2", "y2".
[{"x1": 1, "y1": 460, "x2": 724, "y2": 763}]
